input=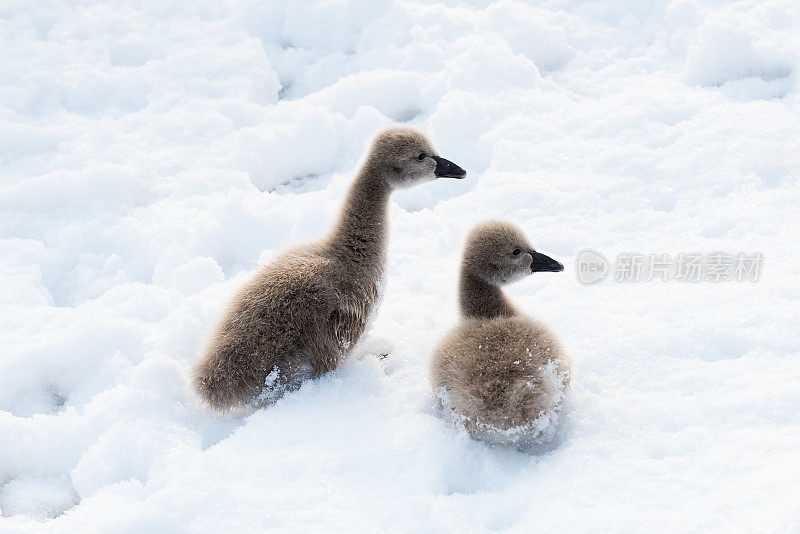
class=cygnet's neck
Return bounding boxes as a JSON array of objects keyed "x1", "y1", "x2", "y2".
[
  {"x1": 326, "y1": 166, "x2": 391, "y2": 271},
  {"x1": 459, "y1": 271, "x2": 517, "y2": 320}
]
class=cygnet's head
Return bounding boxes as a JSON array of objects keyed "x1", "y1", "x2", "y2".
[
  {"x1": 462, "y1": 221, "x2": 564, "y2": 285},
  {"x1": 366, "y1": 126, "x2": 466, "y2": 189}
]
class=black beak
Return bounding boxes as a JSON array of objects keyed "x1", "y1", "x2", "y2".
[
  {"x1": 432, "y1": 156, "x2": 466, "y2": 179},
  {"x1": 530, "y1": 251, "x2": 564, "y2": 273}
]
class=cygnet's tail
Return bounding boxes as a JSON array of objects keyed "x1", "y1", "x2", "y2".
[{"x1": 192, "y1": 349, "x2": 256, "y2": 412}]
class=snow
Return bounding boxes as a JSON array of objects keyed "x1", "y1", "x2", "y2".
[{"x1": 1, "y1": 0, "x2": 800, "y2": 531}]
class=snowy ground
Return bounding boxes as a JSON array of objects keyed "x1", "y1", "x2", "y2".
[{"x1": 2, "y1": 0, "x2": 800, "y2": 531}]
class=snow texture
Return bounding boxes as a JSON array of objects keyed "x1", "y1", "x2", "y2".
[{"x1": 2, "y1": 0, "x2": 800, "y2": 532}]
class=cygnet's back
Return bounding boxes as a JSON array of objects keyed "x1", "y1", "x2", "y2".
[{"x1": 430, "y1": 221, "x2": 571, "y2": 445}]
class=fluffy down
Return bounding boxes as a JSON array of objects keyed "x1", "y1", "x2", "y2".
[{"x1": 432, "y1": 315, "x2": 571, "y2": 445}]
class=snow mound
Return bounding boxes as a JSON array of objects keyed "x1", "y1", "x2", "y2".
[
  {"x1": 0, "y1": 475, "x2": 78, "y2": 521},
  {"x1": 685, "y1": 24, "x2": 794, "y2": 99}
]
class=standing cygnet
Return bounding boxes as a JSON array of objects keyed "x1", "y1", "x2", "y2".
[
  {"x1": 430, "y1": 221, "x2": 570, "y2": 446},
  {"x1": 194, "y1": 127, "x2": 466, "y2": 411}
]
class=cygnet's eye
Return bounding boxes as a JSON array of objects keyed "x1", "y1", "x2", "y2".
[
  {"x1": 417, "y1": 152, "x2": 426, "y2": 160},
  {"x1": 512, "y1": 249, "x2": 521, "y2": 256}
]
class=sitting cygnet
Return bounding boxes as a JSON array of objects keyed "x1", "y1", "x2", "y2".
[
  {"x1": 194, "y1": 127, "x2": 466, "y2": 411},
  {"x1": 430, "y1": 221, "x2": 570, "y2": 445}
]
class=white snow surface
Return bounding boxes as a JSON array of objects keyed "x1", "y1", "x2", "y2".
[{"x1": 2, "y1": 0, "x2": 800, "y2": 531}]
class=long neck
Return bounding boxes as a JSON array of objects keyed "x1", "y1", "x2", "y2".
[
  {"x1": 459, "y1": 271, "x2": 517, "y2": 320},
  {"x1": 326, "y1": 167, "x2": 391, "y2": 275}
]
